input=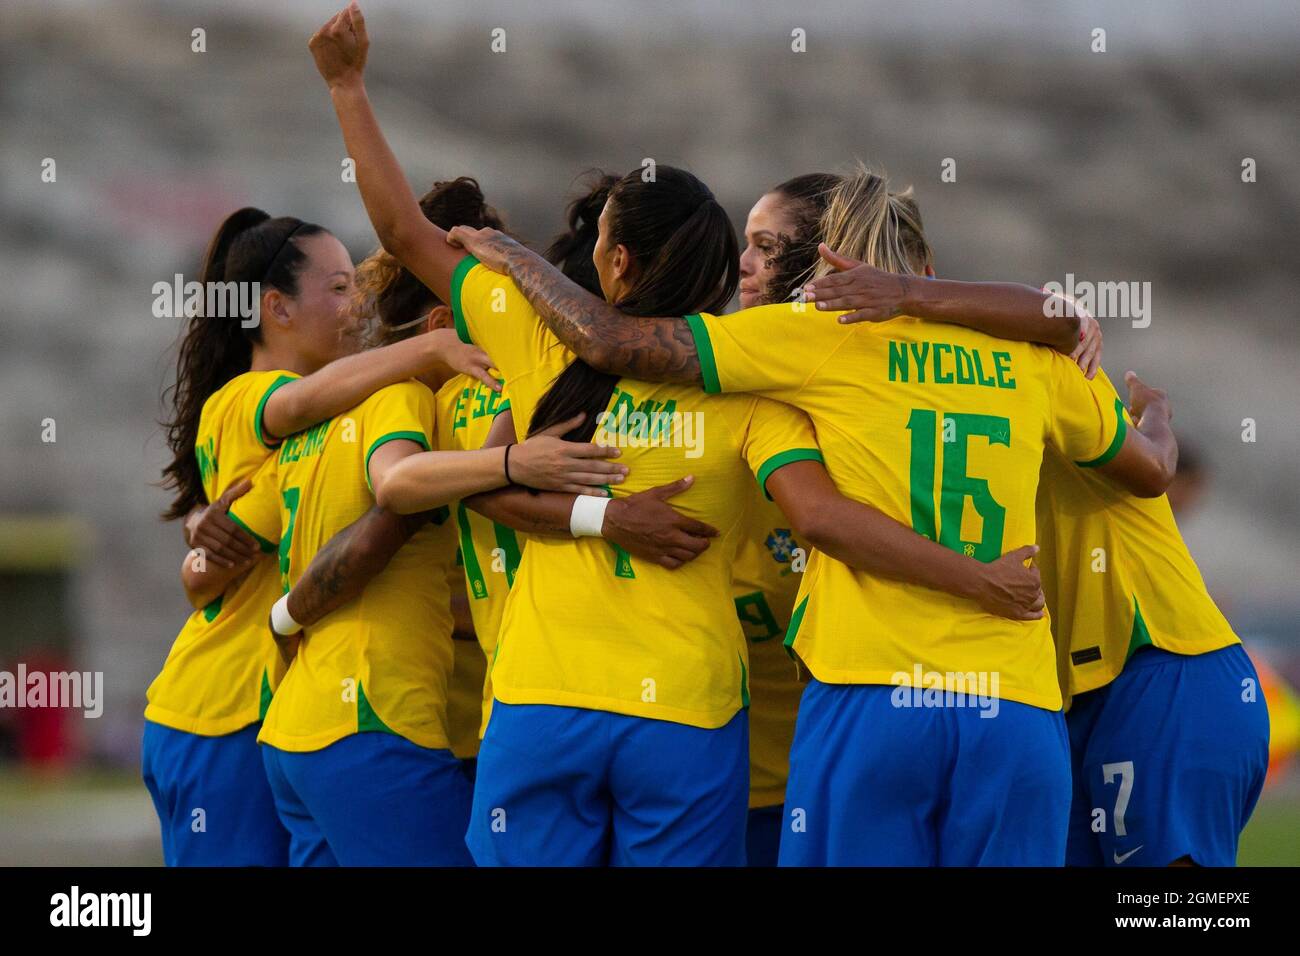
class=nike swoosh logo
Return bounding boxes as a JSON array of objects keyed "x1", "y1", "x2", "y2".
[{"x1": 1113, "y1": 845, "x2": 1144, "y2": 864}]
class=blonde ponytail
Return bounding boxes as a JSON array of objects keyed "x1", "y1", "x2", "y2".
[{"x1": 815, "y1": 162, "x2": 933, "y2": 279}]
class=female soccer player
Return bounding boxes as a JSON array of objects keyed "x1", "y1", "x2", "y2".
[
  {"x1": 306, "y1": 3, "x2": 1052, "y2": 865},
  {"x1": 733, "y1": 174, "x2": 1104, "y2": 865},
  {"x1": 731, "y1": 172, "x2": 841, "y2": 865},
  {"x1": 445, "y1": 162, "x2": 1182, "y2": 865},
  {"x1": 213, "y1": 304, "x2": 625, "y2": 866},
  {"x1": 147, "y1": 205, "x2": 505, "y2": 866},
  {"x1": 267, "y1": 176, "x2": 720, "y2": 789},
  {"x1": 1036, "y1": 376, "x2": 1270, "y2": 867}
]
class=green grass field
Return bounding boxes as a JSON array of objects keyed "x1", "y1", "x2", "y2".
[
  {"x1": 1, "y1": 767, "x2": 1296, "y2": 866},
  {"x1": 1237, "y1": 789, "x2": 1300, "y2": 866}
]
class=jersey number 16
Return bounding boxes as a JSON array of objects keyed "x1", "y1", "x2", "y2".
[{"x1": 905, "y1": 409, "x2": 1010, "y2": 563}]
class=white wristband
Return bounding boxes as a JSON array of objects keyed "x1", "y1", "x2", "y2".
[
  {"x1": 569, "y1": 495, "x2": 611, "y2": 538},
  {"x1": 270, "y1": 594, "x2": 303, "y2": 636}
]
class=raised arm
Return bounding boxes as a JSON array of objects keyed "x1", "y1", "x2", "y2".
[
  {"x1": 767, "y1": 460, "x2": 1046, "y2": 621},
  {"x1": 445, "y1": 226, "x2": 703, "y2": 383},
  {"x1": 262, "y1": 329, "x2": 496, "y2": 441},
  {"x1": 309, "y1": 4, "x2": 465, "y2": 304}
]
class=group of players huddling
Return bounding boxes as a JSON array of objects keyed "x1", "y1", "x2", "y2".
[{"x1": 142, "y1": 3, "x2": 1270, "y2": 867}]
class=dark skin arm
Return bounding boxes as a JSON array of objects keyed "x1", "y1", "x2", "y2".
[
  {"x1": 464, "y1": 409, "x2": 719, "y2": 569},
  {"x1": 767, "y1": 460, "x2": 1046, "y2": 620},
  {"x1": 182, "y1": 478, "x2": 259, "y2": 570},
  {"x1": 802, "y1": 245, "x2": 1082, "y2": 354},
  {"x1": 272, "y1": 506, "x2": 431, "y2": 663},
  {"x1": 284, "y1": 507, "x2": 429, "y2": 626}
]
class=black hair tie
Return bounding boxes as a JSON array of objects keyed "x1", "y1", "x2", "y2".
[{"x1": 262, "y1": 221, "x2": 305, "y2": 281}]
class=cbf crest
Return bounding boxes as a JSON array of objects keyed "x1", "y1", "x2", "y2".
[{"x1": 766, "y1": 528, "x2": 798, "y2": 564}]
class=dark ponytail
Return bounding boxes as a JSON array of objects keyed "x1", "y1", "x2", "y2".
[
  {"x1": 160, "y1": 207, "x2": 326, "y2": 519},
  {"x1": 544, "y1": 170, "x2": 617, "y2": 298},
  {"x1": 529, "y1": 166, "x2": 739, "y2": 442},
  {"x1": 355, "y1": 177, "x2": 509, "y2": 347},
  {"x1": 763, "y1": 172, "x2": 842, "y2": 305}
]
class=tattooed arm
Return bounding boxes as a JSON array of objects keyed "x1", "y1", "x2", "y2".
[
  {"x1": 446, "y1": 227, "x2": 704, "y2": 384},
  {"x1": 443, "y1": 225, "x2": 1095, "y2": 384},
  {"x1": 281, "y1": 506, "x2": 429, "y2": 634}
]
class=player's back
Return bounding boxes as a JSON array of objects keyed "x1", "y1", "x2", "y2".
[
  {"x1": 690, "y1": 304, "x2": 1125, "y2": 711},
  {"x1": 1035, "y1": 371, "x2": 1238, "y2": 701},
  {"x1": 231, "y1": 380, "x2": 458, "y2": 751},
  {"x1": 494, "y1": 379, "x2": 816, "y2": 729}
]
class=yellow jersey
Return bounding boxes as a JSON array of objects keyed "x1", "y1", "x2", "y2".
[
  {"x1": 451, "y1": 258, "x2": 823, "y2": 728},
  {"x1": 145, "y1": 370, "x2": 298, "y2": 736},
  {"x1": 1036, "y1": 369, "x2": 1239, "y2": 704},
  {"x1": 445, "y1": 559, "x2": 488, "y2": 759},
  {"x1": 229, "y1": 381, "x2": 459, "y2": 752},
  {"x1": 688, "y1": 304, "x2": 1126, "y2": 711},
  {"x1": 732, "y1": 493, "x2": 805, "y2": 808},
  {"x1": 435, "y1": 373, "x2": 518, "y2": 749}
]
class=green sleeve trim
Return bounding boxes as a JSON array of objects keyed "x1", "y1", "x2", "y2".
[
  {"x1": 1077, "y1": 397, "x2": 1128, "y2": 468},
  {"x1": 756, "y1": 447, "x2": 824, "y2": 501},
  {"x1": 684, "y1": 313, "x2": 722, "y2": 394},
  {"x1": 493, "y1": 399, "x2": 512, "y2": 417},
  {"x1": 254, "y1": 374, "x2": 297, "y2": 449},
  {"x1": 365, "y1": 430, "x2": 431, "y2": 493},
  {"x1": 227, "y1": 511, "x2": 276, "y2": 554},
  {"x1": 450, "y1": 255, "x2": 480, "y2": 345}
]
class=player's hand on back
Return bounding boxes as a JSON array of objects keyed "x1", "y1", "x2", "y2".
[
  {"x1": 800, "y1": 244, "x2": 913, "y2": 323},
  {"x1": 445, "y1": 226, "x2": 524, "y2": 276},
  {"x1": 309, "y1": 2, "x2": 369, "y2": 89},
  {"x1": 511, "y1": 413, "x2": 628, "y2": 495},
  {"x1": 1124, "y1": 370, "x2": 1170, "y2": 427},
  {"x1": 185, "y1": 478, "x2": 260, "y2": 570},
  {"x1": 423, "y1": 328, "x2": 501, "y2": 392},
  {"x1": 970, "y1": 545, "x2": 1046, "y2": 621},
  {"x1": 1069, "y1": 308, "x2": 1103, "y2": 378},
  {"x1": 602, "y1": 476, "x2": 719, "y2": 570}
]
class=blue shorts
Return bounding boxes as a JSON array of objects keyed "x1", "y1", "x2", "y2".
[
  {"x1": 746, "y1": 804, "x2": 784, "y2": 867},
  {"x1": 468, "y1": 702, "x2": 749, "y2": 866},
  {"x1": 261, "y1": 732, "x2": 474, "y2": 867},
  {"x1": 779, "y1": 680, "x2": 1071, "y2": 866},
  {"x1": 141, "y1": 720, "x2": 289, "y2": 867},
  {"x1": 1065, "y1": 643, "x2": 1270, "y2": 867}
]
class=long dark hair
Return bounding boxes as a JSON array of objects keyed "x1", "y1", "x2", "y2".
[
  {"x1": 529, "y1": 165, "x2": 739, "y2": 441},
  {"x1": 160, "y1": 208, "x2": 326, "y2": 519},
  {"x1": 762, "y1": 172, "x2": 842, "y2": 305},
  {"x1": 354, "y1": 177, "x2": 509, "y2": 346}
]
